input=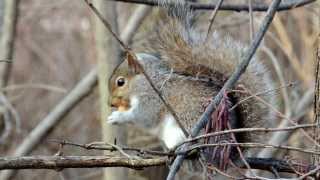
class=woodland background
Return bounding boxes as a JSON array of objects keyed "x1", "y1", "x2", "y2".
[{"x1": 0, "y1": 0, "x2": 319, "y2": 180}]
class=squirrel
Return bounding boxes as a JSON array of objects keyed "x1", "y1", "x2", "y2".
[{"x1": 107, "y1": 0, "x2": 277, "y2": 169}]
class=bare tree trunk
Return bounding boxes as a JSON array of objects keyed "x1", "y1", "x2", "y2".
[
  {"x1": 0, "y1": 0, "x2": 4, "y2": 140},
  {"x1": 0, "y1": 0, "x2": 18, "y2": 87},
  {"x1": 313, "y1": 33, "x2": 320, "y2": 168},
  {"x1": 0, "y1": 0, "x2": 19, "y2": 146},
  {"x1": 93, "y1": 1, "x2": 128, "y2": 180},
  {"x1": 0, "y1": 1, "x2": 4, "y2": 32}
]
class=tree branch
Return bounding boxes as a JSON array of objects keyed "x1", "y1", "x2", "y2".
[
  {"x1": 107, "y1": 0, "x2": 315, "y2": 12},
  {"x1": 0, "y1": 155, "x2": 317, "y2": 176},
  {"x1": 0, "y1": 156, "x2": 168, "y2": 170},
  {"x1": 48, "y1": 139, "x2": 173, "y2": 156},
  {"x1": 182, "y1": 123, "x2": 316, "y2": 145},
  {"x1": 244, "y1": 157, "x2": 314, "y2": 174}
]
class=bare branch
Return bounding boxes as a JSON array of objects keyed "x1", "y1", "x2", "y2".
[
  {"x1": 205, "y1": 0, "x2": 224, "y2": 41},
  {"x1": 0, "y1": 0, "x2": 18, "y2": 87},
  {"x1": 0, "y1": 83, "x2": 67, "y2": 93},
  {"x1": 0, "y1": 102, "x2": 11, "y2": 144},
  {"x1": 0, "y1": 155, "x2": 317, "y2": 177},
  {"x1": 182, "y1": 124, "x2": 316, "y2": 145},
  {"x1": 0, "y1": 93, "x2": 21, "y2": 134},
  {"x1": 120, "y1": 5, "x2": 152, "y2": 44},
  {"x1": 248, "y1": 0, "x2": 254, "y2": 41},
  {"x1": 313, "y1": 33, "x2": 320, "y2": 169},
  {"x1": 48, "y1": 139, "x2": 173, "y2": 156},
  {"x1": 84, "y1": 0, "x2": 129, "y2": 50},
  {"x1": 240, "y1": 85, "x2": 319, "y2": 147},
  {"x1": 183, "y1": 142, "x2": 320, "y2": 156},
  {"x1": 244, "y1": 157, "x2": 314, "y2": 175},
  {"x1": 297, "y1": 165, "x2": 320, "y2": 180},
  {"x1": 108, "y1": 0, "x2": 315, "y2": 12},
  {"x1": 0, "y1": 156, "x2": 168, "y2": 170},
  {"x1": 0, "y1": 0, "x2": 19, "y2": 146}
]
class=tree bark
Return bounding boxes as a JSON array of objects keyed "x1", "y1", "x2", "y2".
[
  {"x1": 0, "y1": 0, "x2": 19, "y2": 142},
  {"x1": 0, "y1": 0, "x2": 18, "y2": 87},
  {"x1": 313, "y1": 33, "x2": 320, "y2": 166},
  {"x1": 0, "y1": 156, "x2": 167, "y2": 170},
  {"x1": 0, "y1": 1, "x2": 19, "y2": 179},
  {"x1": 93, "y1": 1, "x2": 128, "y2": 180}
]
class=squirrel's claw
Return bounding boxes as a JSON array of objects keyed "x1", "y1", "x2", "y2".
[
  {"x1": 107, "y1": 112, "x2": 120, "y2": 124},
  {"x1": 107, "y1": 111, "x2": 129, "y2": 125}
]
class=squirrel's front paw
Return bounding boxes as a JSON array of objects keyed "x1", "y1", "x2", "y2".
[{"x1": 107, "y1": 111, "x2": 128, "y2": 124}]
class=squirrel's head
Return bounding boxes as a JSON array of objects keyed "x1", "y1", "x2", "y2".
[
  {"x1": 109, "y1": 59, "x2": 141, "y2": 112},
  {"x1": 108, "y1": 53, "x2": 161, "y2": 113}
]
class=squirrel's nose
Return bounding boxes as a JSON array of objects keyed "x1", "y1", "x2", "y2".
[{"x1": 109, "y1": 96, "x2": 121, "y2": 108}]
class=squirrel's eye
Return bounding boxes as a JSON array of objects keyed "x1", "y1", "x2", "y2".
[{"x1": 116, "y1": 77, "x2": 126, "y2": 87}]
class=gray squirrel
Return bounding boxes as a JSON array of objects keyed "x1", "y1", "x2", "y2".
[{"x1": 107, "y1": 0, "x2": 277, "y2": 171}]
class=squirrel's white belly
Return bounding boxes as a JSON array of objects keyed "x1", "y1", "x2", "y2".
[{"x1": 160, "y1": 114, "x2": 186, "y2": 149}]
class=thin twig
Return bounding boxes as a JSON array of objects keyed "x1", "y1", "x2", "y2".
[
  {"x1": 84, "y1": 0, "x2": 129, "y2": 50},
  {"x1": 258, "y1": 88, "x2": 313, "y2": 159},
  {"x1": 229, "y1": 123, "x2": 256, "y2": 177},
  {"x1": 240, "y1": 86, "x2": 320, "y2": 147},
  {"x1": 205, "y1": 0, "x2": 224, "y2": 41},
  {"x1": 0, "y1": 93, "x2": 21, "y2": 134},
  {"x1": 120, "y1": 5, "x2": 152, "y2": 44},
  {"x1": 244, "y1": 157, "x2": 312, "y2": 175},
  {"x1": 313, "y1": 34, "x2": 320, "y2": 167},
  {"x1": 86, "y1": 141, "x2": 135, "y2": 159},
  {"x1": 183, "y1": 142, "x2": 320, "y2": 156},
  {"x1": 207, "y1": 165, "x2": 240, "y2": 179},
  {"x1": 248, "y1": 0, "x2": 254, "y2": 41},
  {"x1": 0, "y1": 104, "x2": 11, "y2": 144},
  {"x1": 181, "y1": 124, "x2": 316, "y2": 146},
  {"x1": 229, "y1": 82, "x2": 296, "y2": 111},
  {"x1": 297, "y1": 165, "x2": 320, "y2": 179},
  {"x1": 273, "y1": 14, "x2": 310, "y2": 88},
  {"x1": 135, "y1": 56, "x2": 189, "y2": 136},
  {"x1": 261, "y1": 46, "x2": 291, "y2": 116},
  {"x1": 0, "y1": 83, "x2": 67, "y2": 93},
  {"x1": 48, "y1": 139, "x2": 173, "y2": 156}
]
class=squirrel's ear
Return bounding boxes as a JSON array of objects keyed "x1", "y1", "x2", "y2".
[{"x1": 126, "y1": 51, "x2": 143, "y2": 75}]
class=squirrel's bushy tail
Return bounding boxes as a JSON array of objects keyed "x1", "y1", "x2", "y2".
[{"x1": 144, "y1": 0, "x2": 278, "y2": 140}]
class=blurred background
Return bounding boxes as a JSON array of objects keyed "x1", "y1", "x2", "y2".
[{"x1": 0, "y1": 0, "x2": 318, "y2": 179}]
